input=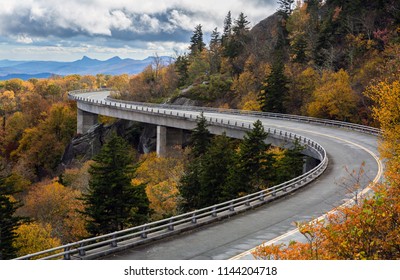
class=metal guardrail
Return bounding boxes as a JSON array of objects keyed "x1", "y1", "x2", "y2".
[
  {"x1": 15, "y1": 89, "x2": 378, "y2": 260},
  {"x1": 68, "y1": 89, "x2": 381, "y2": 136}
]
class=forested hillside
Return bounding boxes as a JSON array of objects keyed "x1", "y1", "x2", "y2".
[{"x1": 1, "y1": 0, "x2": 399, "y2": 259}]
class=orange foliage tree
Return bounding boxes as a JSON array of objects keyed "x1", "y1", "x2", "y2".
[{"x1": 19, "y1": 181, "x2": 87, "y2": 243}]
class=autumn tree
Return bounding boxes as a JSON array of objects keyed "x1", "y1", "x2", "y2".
[
  {"x1": 81, "y1": 133, "x2": 150, "y2": 236},
  {"x1": 366, "y1": 79, "x2": 400, "y2": 175},
  {"x1": 13, "y1": 102, "x2": 76, "y2": 180},
  {"x1": 13, "y1": 223, "x2": 61, "y2": 259},
  {"x1": 285, "y1": 66, "x2": 319, "y2": 115},
  {"x1": 0, "y1": 90, "x2": 17, "y2": 131},
  {"x1": 307, "y1": 69, "x2": 358, "y2": 121},
  {"x1": 20, "y1": 180, "x2": 87, "y2": 243},
  {"x1": 134, "y1": 152, "x2": 185, "y2": 220}
]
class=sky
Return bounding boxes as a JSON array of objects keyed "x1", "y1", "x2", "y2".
[{"x1": 0, "y1": 0, "x2": 278, "y2": 61}]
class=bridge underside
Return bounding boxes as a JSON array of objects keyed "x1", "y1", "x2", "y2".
[{"x1": 76, "y1": 102, "x2": 321, "y2": 163}]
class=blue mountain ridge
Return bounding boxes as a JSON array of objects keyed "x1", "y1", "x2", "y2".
[{"x1": 0, "y1": 56, "x2": 173, "y2": 80}]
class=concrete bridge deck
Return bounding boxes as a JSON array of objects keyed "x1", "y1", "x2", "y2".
[{"x1": 69, "y1": 90, "x2": 382, "y2": 260}]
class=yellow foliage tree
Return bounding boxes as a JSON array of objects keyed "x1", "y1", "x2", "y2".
[
  {"x1": 133, "y1": 152, "x2": 185, "y2": 220},
  {"x1": 307, "y1": 69, "x2": 358, "y2": 121},
  {"x1": 366, "y1": 80, "x2": 400, "y2": 176},
  {"x1": 13, "y1": 223, "x2": 61, "y2": 259}
]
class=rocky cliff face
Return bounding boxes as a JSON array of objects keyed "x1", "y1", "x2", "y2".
[{"x1": 61, "y1": 119, "x2": 143, "y2": 168}]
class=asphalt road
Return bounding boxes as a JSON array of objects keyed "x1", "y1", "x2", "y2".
[{"x1": 72, "y1": 91, "x2": 381, "y2": 260}]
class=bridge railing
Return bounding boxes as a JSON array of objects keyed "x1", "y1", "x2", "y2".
[
  {"x1": 17, "y1": 92, "x2": 330, "y2": 260},
  {"x1": 68, "y1": 90, "x2": 380, "y2": 136}
]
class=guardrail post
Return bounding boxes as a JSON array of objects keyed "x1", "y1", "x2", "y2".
[
  {"x1": 141, "y1": 226, "x2": 148, "y2": 239},
  {"x1": 259, "y1": 193, "x2": 265, "y2": 201},
  {"x1": 229, "y1": 202, "x2": 234, "y2": 212},
  {"x1": 212, "y1": 207, "x2": 217, "y2": 217},
  {"x1": 168, "y1": 219, "x2": 174, "y2": 231},
  {"x1": 78, "y1": 243, "x2": 86, "y2": 257},
  {"x1": 191, "y1": 213, "x2": 197, "y2": 224},
  {"x1": 63, "y1": 246, "x2": 71, "y2": 260},
  {"x1": 245, "y1": 197, "x2": 250, "y2": 206},
  {"x1": 110, "y1": 234, "x2": 117, "y2": 247}
]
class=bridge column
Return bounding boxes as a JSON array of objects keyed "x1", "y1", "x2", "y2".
[
  {"x1": 77, "y1": 108, "x2": 98, "y2": 134},
  {"x1": 156, "y1": 125, "x2": 167, "y2": 157}
]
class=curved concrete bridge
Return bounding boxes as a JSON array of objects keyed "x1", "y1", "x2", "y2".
[
  {"x1": 16, "y1": 90, "x2": 383, "y2": 260},
  {"x1": 71, "y1": 90, "x2": 382, "y2": 260}
]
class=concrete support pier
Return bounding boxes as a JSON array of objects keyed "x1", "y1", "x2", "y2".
[
  {"x1": 77, "y1": 108, "x2": 98, "y2": 134},
  {"x1": 156, "y1": 125, "x2": 167, "y2": 157}
]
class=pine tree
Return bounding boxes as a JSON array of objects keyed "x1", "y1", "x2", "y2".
[
  {"x1": 233, "y1": 12, "x2": 250, "y2": 36},
  {"x1": 190, "y1": 113, "x2": 212, "y2": 158},
  {"x1": 0, "y1": 167, "x2": 23, "y2": 259},
  {"x1": 81, "y1": 133, "x2": 149, "y2": 236},
  {"x1": 274, "y1": 139, "x2": 305, "y2": 184},
  {"x1": 258, "y1": 55, "x2": 289, "y2": 113},
  {"x1": 222, "y1": 11, "x2": 232, "y2": 43},
  {"x1": 225, "y1": 120, "x2": 274, "y2": 197},
  {"x1": 209, "y1": 28, "x2": 222, "y2": 74},
  {"x1": 178, "y1": 113, "x2": 212, "y2": 210},
  {"x1": 196, "y1": 133, "x2": 235, "y2": 206},
  {"x1": 189, "y1": 24, "x2": 206, "y2": 56},
  {"x1": 175, "y1": 55, "x2": 189, "y2": 87}
]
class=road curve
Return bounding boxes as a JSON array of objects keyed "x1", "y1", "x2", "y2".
[{"x1": 72, "y1": 91, "x2": 382, "y2": 260}]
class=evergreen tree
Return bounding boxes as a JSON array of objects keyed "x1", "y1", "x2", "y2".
[
  {"x1": 209, "y1": 28, "x2": 222, "y2": 74},
  {"x1": 274, "y1": 140, "x2": 305, "y2": 184},
  {"x1": 175, "y1": 55, "x2": 190, "y2": 87},
  {"x1": 258, "y1": 55, "x2": 289, "y2": 113},
  {"x1": 178, "y1": 113, "x2": 212, "y2": 210},
  {"x1": 81, "y1": 133, "x2": 149, "y2": 236},
  {"x1": 189, "y1": 24, "x2": 206, "y2": 56},
  {"x1": 233, "y1": 12, "x2": 251, "y2": 35},
  {"x1": 196, "y1": 133, "x2": 235, "y2": 206},
  {"x1": 222, "y1": 12, "x2": 251, "y2": 75},
  {"x1": 224, "y1": 120, "x2": 274, "y2": 197},
  {"x1": 0, "y1": 167, "x2": 23, "y2": 259},
  {"x1": 190, "y1": 113, "x2": 212, "y2": 158},
  {"x1": 222, "y1": 11, "x2": 232, "y2": 43}
]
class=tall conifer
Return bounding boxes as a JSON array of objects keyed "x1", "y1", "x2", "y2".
[
  {"x1": 81, "y1": 133, "x2": 149, "y2": 236},
  {"x1": 0, "y1": 167, "x2": 23, "y2": 259}
]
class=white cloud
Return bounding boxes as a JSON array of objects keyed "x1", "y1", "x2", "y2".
[
  {"x1": 16, "y1": 34, "x2": 33, "y2": 44},
  {"x1": 0, "y1": 0, "x2": 278, "y2": 60}
]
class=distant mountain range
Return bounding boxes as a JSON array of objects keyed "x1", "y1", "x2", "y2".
[{"x1": 0, "y1": 56, "x2": 173, "y2": 80}]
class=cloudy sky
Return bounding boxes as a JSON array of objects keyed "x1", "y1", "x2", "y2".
[{"x1": 0, "y1": 0, "x2": 278, "y2": 61}]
